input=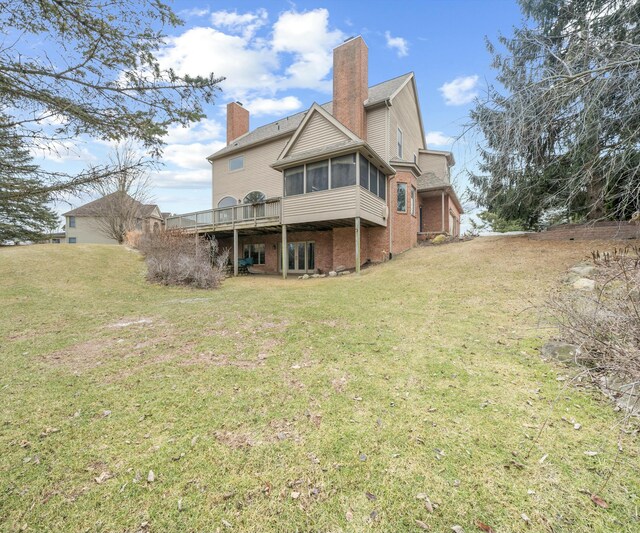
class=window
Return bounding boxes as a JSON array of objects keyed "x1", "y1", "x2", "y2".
[
  {"x1": 359, "y1": 155, "x2": 369, "y2": 189},
  {"x1": 397, "y1": 128, "x2": 403, "y2": 159},
  {"x1": 218, "y1": 196, "x2": 237, "y2": 208},
  {"x1": 229, "y1": 155, "x2": 244, "y2": 171},
  {"x1": 331, "y1": 154, "x2": 356, "y2": 188},
  {"x1": 68, "y1": 216, "x2": 76, "y2": 228},
  {"x1": 306, "y1": 160, "x2": 329, "y2": 193},
  {"x1": 378, "y1": 173, "x2": 386, "y2": 200},
  {"x1": 68, "y1": 237, "x2": 77, "y2": 244},
  {"x1": 284, "y1": 166, "x2": 304, "y2": 196},
  {"x1": 243, "y1": 243, "x2": 265, "y2": 265},
  {"x1": 410, "y1": 187, "x2": 416, "y2": 216},
  {"x1": 243, "y1": 191, "x2": 266, "y2": 204},
  {"x1": 397, "y1": 183, "x2": 407, "y2": 212},
  {"x1": 369, "y1": 165, "x2": 378, "y2": 196}
]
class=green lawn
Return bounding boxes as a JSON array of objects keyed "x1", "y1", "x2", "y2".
[{"x1": 1, "y1": 238, "x2": 638, "y2": 532}]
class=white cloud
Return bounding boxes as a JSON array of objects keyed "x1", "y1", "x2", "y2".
[
  {"x1": 439, "y1": 75, "x2": 479, "y2": 106},
  {"x1": 163, "y1": 118, "x2": 224, "y2": 145},
  {"x1": 271, "y1": 8, "x2": 344, "y2": 91},
  {"x1": 210, "y1": 8, "x2": 268, "y2": 39},
  {"x1": 385, "y1": 31, "x2": 408, "y2": 57},
  {"x1": 154, "y1": 168, "x2": 212, "y2": 189},
  {"x1": 425, "y1": 131, "x2": 455, "y2": 146},
  {"x1": 163, "y1": 141, "x2": 225, "y2": 170},
  {"x1": 246, "y1": 96, "x2": 303, "y2": 117},
  {"x1": 179, "y1": 7, "x2": 209, "y2": 19}
]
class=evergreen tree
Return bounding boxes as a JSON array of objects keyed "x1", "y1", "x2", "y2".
[{"x1": 469, "y1": 0, "x2": 640, "y2": 227}]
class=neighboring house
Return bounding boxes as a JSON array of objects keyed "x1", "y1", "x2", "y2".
[
  {"x1": 167, "y1": 36, "x2": 463, "y2": 276},
  {"x1": 43, "y1": 231, "x2": 66, "y2": 244},
  {"x1": 62, "y1": 193, "x2": 164, "y2": 244}
]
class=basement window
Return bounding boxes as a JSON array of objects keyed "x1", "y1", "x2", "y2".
[
  {"x1": 68, "y1": 237, "x2": 77, "y2": 244},
  {"x1": 228, "y1": 155, "x2": 244, "y2": 171}
]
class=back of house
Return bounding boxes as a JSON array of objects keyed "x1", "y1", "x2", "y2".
[{"x1": 168, "y1": 36, "x2": 463, "y2": 276}]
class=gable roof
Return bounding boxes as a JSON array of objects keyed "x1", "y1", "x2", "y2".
[
  {"x1": 63, "y1": 192, "x2": 162, "y2": 218},
  {"x1": 278, "y1": 103, "x2": 361, "y2": 160},
  {"x1": 209, "y1": 73, "x2": 414, "y2": 160}
]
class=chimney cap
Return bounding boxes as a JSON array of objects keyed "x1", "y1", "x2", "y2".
[
  {"x1": 334, "y1": 35, "x2": 367, "y2": 50},
  {"x1": 235, "y1": 101, "x2": 243, "y2": 107}
]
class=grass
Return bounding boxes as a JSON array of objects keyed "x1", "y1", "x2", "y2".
[{"x1": 0, "y1": 237, "x2": 639, "y2": 532}]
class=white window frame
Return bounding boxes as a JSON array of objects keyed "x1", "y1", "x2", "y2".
[
  {"x1": 397, "y1": 128, "x2": 403, "y2": 159},
  {"x1": 397, "y1": 183, "x2": 407, "y2": 213},
  {"x1": 217, "y1": 196, "x2": 237, "y2": 208},
  {"x1": 228, "y1": 155, "x2": 244, "y2": 172}
]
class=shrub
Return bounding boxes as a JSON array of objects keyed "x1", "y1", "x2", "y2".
[
  {"x1": 431, "y1": 234, "x2": 447, "y2": 245},
  {"x1": 136, "y1": 230, "x2": 229, "y2": 289},
  {"x1": 549, "y1": 246, "x2": 640, "y2": 386}
]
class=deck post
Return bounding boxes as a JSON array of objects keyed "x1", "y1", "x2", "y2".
[
  {"x1": 281, "y1": 224, "x2": 288, "y2": 279},
  {"x1": 233, "y1": 228, "x2": 239, "y2": 277},
  {"x1": 441, "y1": 191, "x2": 445, "y2": 233},
  {"x1": 355, "y1": 216, "x2": 361, "y2": 274}
]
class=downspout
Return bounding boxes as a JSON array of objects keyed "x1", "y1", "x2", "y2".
[{"x1": 385, "y1": 99, "x2": 393, "y2": 260}]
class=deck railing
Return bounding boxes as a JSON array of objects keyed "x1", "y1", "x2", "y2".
[{"x1": 165, "y1": 199, "x2": 281, "y2": 231}]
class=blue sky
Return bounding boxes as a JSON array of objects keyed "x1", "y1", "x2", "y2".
[{"x1": 50, "y1": 0, "x2": 524, "y2": 225}]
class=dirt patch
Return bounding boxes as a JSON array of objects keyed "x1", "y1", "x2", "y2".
[{"x1": 107, "y1": 317, "x2": 154, "y2": 328}]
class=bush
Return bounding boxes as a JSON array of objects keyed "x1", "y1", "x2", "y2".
[
  {"x1": 136, "y1": 230, "x2": 229, "y2": 289},
  {"x1": 549, "y1": 246, "x2": 640, "y2": 385},
  {"x1": 431, "y1": 234, "x2": 447, "y2": 245}
]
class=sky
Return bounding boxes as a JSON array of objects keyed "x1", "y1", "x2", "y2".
[{"x1": 48, "y1": 0, "x2": 525, "y2": 227}]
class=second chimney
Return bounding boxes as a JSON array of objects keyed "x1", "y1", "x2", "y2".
[
  {"x1": 227, "y1": 102, "x2": 249, "y2": 145},
  {"x1": 332, "y1": 36, "x2": 368, "y2": 140}
]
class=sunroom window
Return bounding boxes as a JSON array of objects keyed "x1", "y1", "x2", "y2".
[
  {"x1": 359, "y1": 155, "x2": 369, "y2": 189},
  {"x1": 331, "y1": 154, "x2": 356, "y2": 188},
  {"x1": 369, "y1": 165, "x2": 378, "y2": 196},
  {"x1": 284, "y1": 166, "x2": 304, "y2": 196},
  {"x1": 306, "y1": 160, "x2": 328, "y2": 193}
]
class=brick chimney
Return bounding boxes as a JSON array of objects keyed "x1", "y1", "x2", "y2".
[
  {"x1": 332, "y1": 36, "x2": 368, "y2": 140},
  {"x1": 226, "y1": 101, "x2": 249, "y2": 145}
]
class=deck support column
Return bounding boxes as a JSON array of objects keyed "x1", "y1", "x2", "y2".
[
  {"x1": 233, "y1": 228, "x2": 238, "y2": 277},
  {"x1": 281, "y1": 224, "x2": 288, "y2": 279},
  {"x1": 355, "y1": 216, "x2": 361, "y2": 275}
]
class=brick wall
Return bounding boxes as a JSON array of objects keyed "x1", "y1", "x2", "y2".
[
  {"x1": 333, "y1": 37, "x2": 368, "y2": 139},
  {"x1": 529, "y1": 222, "x2": 640, "y2": 241},
  {"x1": 226, "y1": 102, "x2": 249, "y2": 145},
  {"x1": 420, "y1": 195, "x2": 443, "y2": 234},
  {"x1": 389, "y1": 171, "x2": 419, "y2": 254}
]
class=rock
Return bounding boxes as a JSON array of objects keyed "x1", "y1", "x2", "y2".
[
  {"x1": 599, "y1": 374, "x2": 640, "y2": 416},
  {"x1": 302, "y1": 274, "x2": 309, "y2": 280},
  {"x1": 297, "y1": 276, "x2": 303, "y2": 280},
  {"x1": 311, "y1": 274, "x2": 320, "y2": 278},
  {"x1": 319, "y1": 274, "x2": 326, "y2": 278},
  {"x1": 328, "y1": 271, "x2": 337, "y2": 277},
  {"x1": 339, "y1": 271, "x2": 350, "y2": 276},
  {"x1": 541, "y1": 341, "x2": 582, "y2": 364},
  {"x1": 572, "y1": 277, "x2": 596, "y2": 291},
  {"x1": 335, "y1": 265, "x2": 347, "y2": 273},
  {"x1": 570, "y1": 265, "x2": 596, "y2": 277},
  {"x1": 147, "y1": 470, "x2": 155, "y2": 483}
]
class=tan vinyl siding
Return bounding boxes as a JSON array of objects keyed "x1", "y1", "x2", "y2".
[
  {"x1": 282, "y1": 186, "x2": 358, "y2": 224},
  {"x1": 289, "y1": 112, "x2": 349, "y2": 156},
  {"x1": 389, "y1": 81, "x2": 424, "y2": 161},
  {"x1": 366, "y1": 105, "x2": 388, "y2": 160},
  {"x1": 65, "y1": 216, "x2": 119, "y2": 244},
  {"x1": 212, "y1": 138, "x2": 289, "y2": 207},
  {"x1": 360, "y1": 187, "x2": 388, "y2": 226},
  {"x1": 418, "y1": 152, "x2": 450, "y2": 184}
]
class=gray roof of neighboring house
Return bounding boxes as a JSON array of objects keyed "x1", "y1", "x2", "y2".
[
  {"x1": 209, "y1": 72, "x2": 413, "y2": 160},
  {"x1": 63, "y1": 192, "x2": 162, "y2": 218}
]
